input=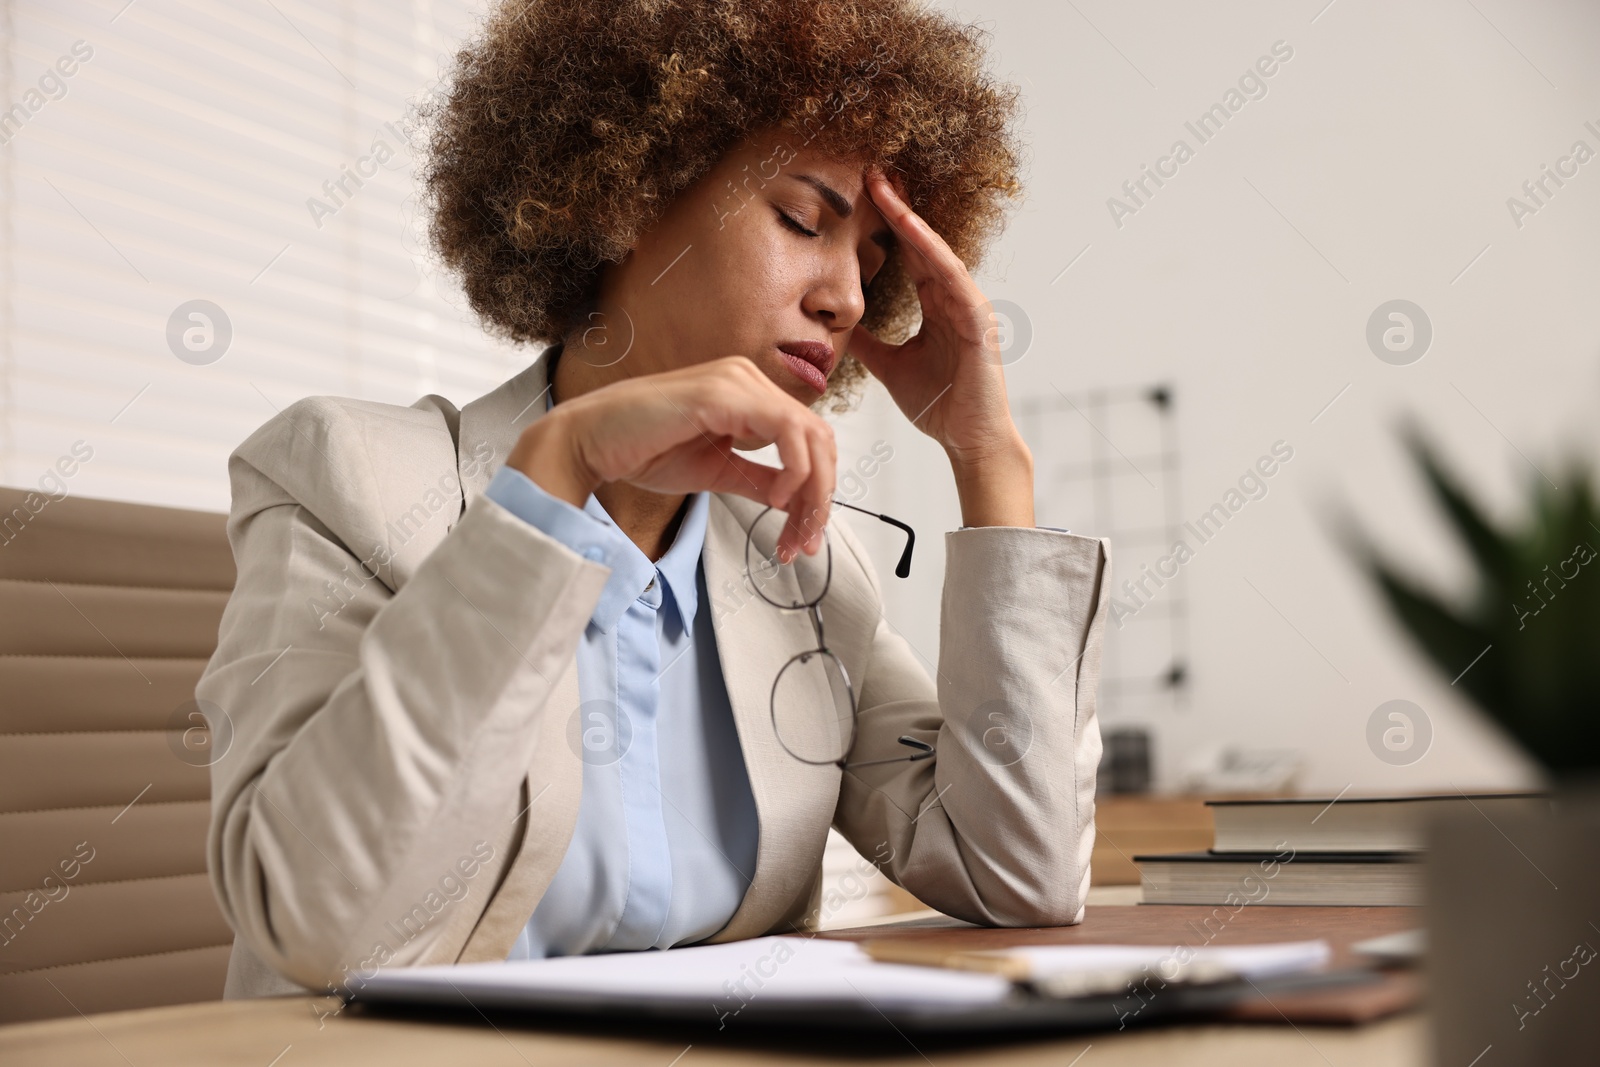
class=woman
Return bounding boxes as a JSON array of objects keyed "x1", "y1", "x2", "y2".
[{"x1": 198, "y1": 0, "x2": 1110, "y2": 999}]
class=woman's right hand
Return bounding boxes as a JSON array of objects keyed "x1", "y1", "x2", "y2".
[{"x1": 505, "y1": 356, "x2": 837, "y2": 562}]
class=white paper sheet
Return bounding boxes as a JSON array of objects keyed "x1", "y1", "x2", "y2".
[
  {"x1": 358, "y1": 936, "x2": 1011, "y2": 1013},
  {"x1": 353, "y1": 934, "x2": 1332, "y2": 1016}
]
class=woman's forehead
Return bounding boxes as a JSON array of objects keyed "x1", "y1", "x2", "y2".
[{"x1": 737, "y1": 125, "x2": 876, "y2": 176}]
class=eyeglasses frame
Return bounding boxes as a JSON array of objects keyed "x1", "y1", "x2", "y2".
[{"x1": 744, "y1": 499, "x2": 935, "y2": 771}]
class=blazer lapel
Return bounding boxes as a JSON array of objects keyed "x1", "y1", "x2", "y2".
[
  {"x1": 702, "y1": 494, "x2": 841, "y2": 942},
  {"x1": 456, "y1": 342, "x2": 561, "y2": 515}
]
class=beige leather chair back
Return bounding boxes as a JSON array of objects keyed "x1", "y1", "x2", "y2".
[{"x1": 0, "y1": 486, "x2": 235, "y2": 1023}]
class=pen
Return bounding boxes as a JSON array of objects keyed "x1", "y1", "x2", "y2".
[{"x1": 859, "y1": 940, "x2": 1245, "y2": 998}]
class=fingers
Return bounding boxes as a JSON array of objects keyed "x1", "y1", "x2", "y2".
[
  {"x1": 766, "y1": 418, "x2": 833, "y2": 562},
  {"x1": 769, "y1": 417, "x2": 811, "y2": 514},
  {"x1": 639, "y1": 357, "x2": 837, "y2": 562},
  {"x1": 864, "y1": 175, "x2": 998, "y2": 373},
  {"x1": 701, "y1": 358, "x2": 835, "y2": 563},
  {"x1": 777, "y1": 418, "x2": 834, "y2": 563},
  {"x1": 801, "y1": 419, "x2": 836, "y2": 556},
  {"x1": 706, "y1": 449, "x2": 783, "y2": 504},
  {"x1": 865, "y1": 171, "x2": 970, "y2": 295}
]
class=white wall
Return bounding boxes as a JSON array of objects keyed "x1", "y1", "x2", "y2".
[{"x1": 837, "y1": 0, "x2": 1600, "y2": 794}]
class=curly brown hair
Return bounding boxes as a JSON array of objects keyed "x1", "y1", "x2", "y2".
[{"x1": 418, "y1": 0, "x2": 1025, "y2": 411}]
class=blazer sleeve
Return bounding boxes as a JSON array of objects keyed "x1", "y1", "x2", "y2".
[
  {"x1": 829, "y1": 520, "x2": 1110, "y2": 927},
  {"x1": 196, "y1": 398, "x2": 607, "y2": 992}
]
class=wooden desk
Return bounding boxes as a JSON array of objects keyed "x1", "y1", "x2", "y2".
[{"x1": 0, "y1": 907, "x2": 1426, "y2": 1067}]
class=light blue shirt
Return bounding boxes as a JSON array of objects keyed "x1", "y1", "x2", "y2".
[{"x1": 484, "y1": 456, "x2": 760, "y2": 959}]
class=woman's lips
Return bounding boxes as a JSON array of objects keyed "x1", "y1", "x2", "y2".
[{"x1": 776, "y1": 342, "x2": 834, "y2": 395}]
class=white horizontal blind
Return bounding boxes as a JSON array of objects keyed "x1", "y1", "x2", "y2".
[{"x1": 1, "y1": 0, "x2": 523, "y2": 512}]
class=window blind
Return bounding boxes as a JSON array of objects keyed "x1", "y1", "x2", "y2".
[{"x1": 1, "y1": 0, "x2": 520, "y2": 512}]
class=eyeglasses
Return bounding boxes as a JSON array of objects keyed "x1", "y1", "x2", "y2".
[{"x1": 743, "y1": 499, "x2": 936, "y2": 770}]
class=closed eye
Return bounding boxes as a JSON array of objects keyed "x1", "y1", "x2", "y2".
[
  {"x1": 777, "y1": 207, "x2": 883, "y2": 287},
  {"x1": 775, "y1": 208, "x2": 820, "y2": 238}
]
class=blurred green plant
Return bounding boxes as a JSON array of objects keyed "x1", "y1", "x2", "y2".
[{"x1": 1340, "y1": 423, "x2": 1600, "y2": 777}]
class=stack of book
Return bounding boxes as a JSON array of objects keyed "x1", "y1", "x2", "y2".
[{"x1": 1132, "y1": 793, "x2": 1546, "y2": 906}]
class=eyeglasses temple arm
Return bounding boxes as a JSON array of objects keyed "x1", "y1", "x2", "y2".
[
  {"x1": 831, "y1": 500, "x2": 915, "y2": 578},
  {"x1": 840, "y1": 736, "x2": 935, "y2": 769}
]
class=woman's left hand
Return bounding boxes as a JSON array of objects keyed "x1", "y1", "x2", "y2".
[{"x1": 847, "y1": 168, "x2": 1035, "y2": 527}]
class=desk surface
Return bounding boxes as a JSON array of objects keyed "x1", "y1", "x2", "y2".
[{"x1": 0, "y1": 906, "x2": 1428, "y2": 1067}]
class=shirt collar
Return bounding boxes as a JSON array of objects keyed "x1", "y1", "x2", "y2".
[
  {"x1": 579, "y1": 493, "x2": 709, "y2": 633},
  {"x1": 652, "y1": 492, "x2": 709, "y2": 624}
]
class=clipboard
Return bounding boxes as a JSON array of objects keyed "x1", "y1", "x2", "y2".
[{"x1": 345, "y1": 935, "x2": 1378, "y2": 1036}]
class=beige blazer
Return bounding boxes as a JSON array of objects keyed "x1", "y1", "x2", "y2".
[{"x1": 196, "y1": 346, "x2": 1111, "y2": 999}]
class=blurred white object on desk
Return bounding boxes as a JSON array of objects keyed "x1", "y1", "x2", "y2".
[{"x1": 1179, "y1": 746, "x2": 1303, "y2": 794}]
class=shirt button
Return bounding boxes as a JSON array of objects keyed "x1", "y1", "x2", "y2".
[
  {"x1": 645, "y1": 577, "x2": 656, "y2": 591},
  {"x1": 582, "y1": 546, "x2": 604, "y2": 562}
]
